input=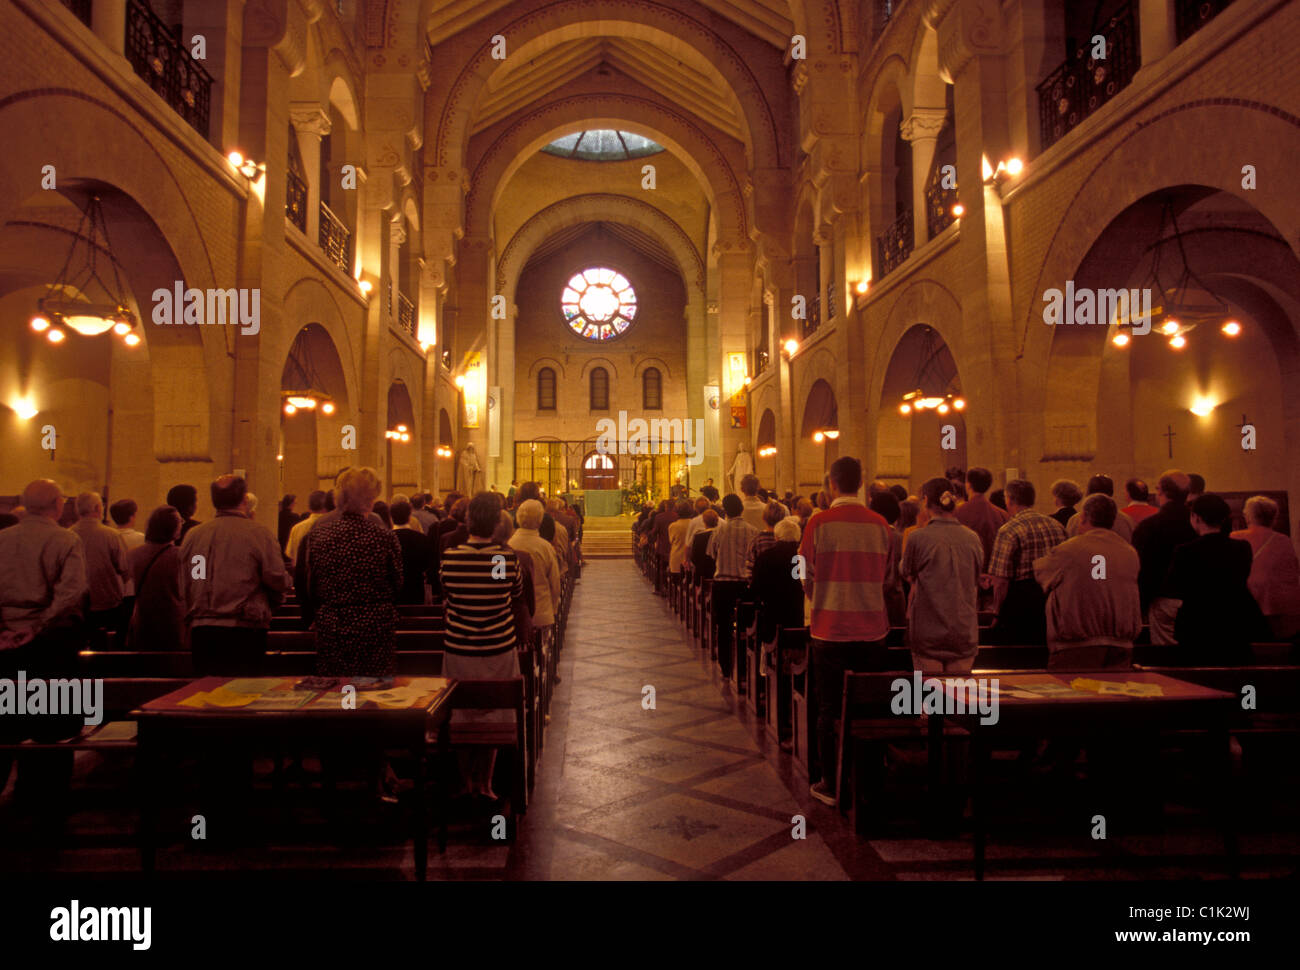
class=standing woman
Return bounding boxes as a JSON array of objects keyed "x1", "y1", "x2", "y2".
[
  {"x1": 277, "y1": 494, "x2": 300, "y2": 553},
  {"x1": 440, "y1": 494, "x2": 528, "y2": 800},
  {"x1": 306, "y1": 468, "x2": 403, "y2": 677},
  {"x1": 127, "y1": 506, "x2": 186, "y2": 651}
]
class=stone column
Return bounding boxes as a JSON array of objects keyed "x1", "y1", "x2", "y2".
[
  {"x1": 1137, "y1": 0, "x2": 1178, "y2": 75},
  {"x1": 900, "y1": 107, "x2": 949, "y2": 250},
  {"x1": 289, "y1": 103, "x2": 330, "y2": 242}
]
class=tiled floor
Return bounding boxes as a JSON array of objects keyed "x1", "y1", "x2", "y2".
[{"x1": 516, "y1": 559, "x2": 848, "y2": 880}]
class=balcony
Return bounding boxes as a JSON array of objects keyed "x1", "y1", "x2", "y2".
[
  {"x1": 1036, "y1": 4, "x2": 1138, "y2": 151},
  {"x1": 124, "y1": 0, "x2": 213, "y2": 139},
  {"x1": 801, "y1": 296, "x2": 821, "y2": 340},
  {"x1": 876, "y1": 209, "x2": 914, "y2": 280},
  {"x1": 61, "y1": 0, "x2": 92, "y2": 27},
  {"x1": 397, "y1": 292, "x2": 415, "y2": 336},
  {"x1": 825, "y1": 278, "x2": 837, "y2": 323},
  {"x1": 1176, "y1": 0, "x2": 1235, "y2": 43},
  {"x1": 925, "y1": 167, "x2": 959, "y2": 240},
  {"x1": 318, "y1": 201, "x2": 352, "y2": 274},
  {"x1": 285, "y1": 171, "x2": 308, "y2": 233}
]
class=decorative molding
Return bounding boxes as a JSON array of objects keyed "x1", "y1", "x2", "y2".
[{"x1": 289, "y1": 102, "x2": 332, "y2": 135}]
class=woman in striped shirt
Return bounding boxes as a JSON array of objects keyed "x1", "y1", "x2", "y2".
[{"x1": 439, "y1": 492, "x2": 526, "y2": 800}]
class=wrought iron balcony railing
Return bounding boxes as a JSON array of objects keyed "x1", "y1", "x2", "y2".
[
  {"x1": 1176, "y1": 0, "x2": 1235, "y2": 43},
  {"x1": 876, "y1": 208, "x2": 914, "y2": 280},
  {"x1": 925, "y1": 167, "x2": 959, "y2": 240},
  {"x1": 825, "y1": 278, "x2": 837, "y2": 323},
  {"x1": 285, "y1": 170, "x2": 308, "y2": 233},
  {"x1": 125, "y1": 0, "x2": 213, "y2": 139},
  {"x1": 318, "y1": 200, "x2": 352, "y2": 273},
  {"x1": 1036, "y1": 4, "x2": 1139, "y2": 151},
  {"x1": 397, "y1": 291, "x2": 415, "y2": 336},
  {"x1": 801, "y1": 296, "x2": 820, "y2": 340}
]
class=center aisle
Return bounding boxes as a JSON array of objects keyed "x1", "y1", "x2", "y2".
[{"x1": 515, "y1": 560, "x2": 848, "y2": 879}]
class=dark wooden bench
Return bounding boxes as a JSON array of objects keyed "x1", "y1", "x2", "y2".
[{"x1": 444, "y1": 677, "x2": 529, "y2": 831}]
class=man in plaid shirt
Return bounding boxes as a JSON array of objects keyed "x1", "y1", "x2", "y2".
[{"x1": 988, "y1": 479, "x2": 1066, "y2": 644}]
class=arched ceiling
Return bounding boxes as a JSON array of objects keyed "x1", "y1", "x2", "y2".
[
  {"x1": 424, "y1": 0, "x2": 796, "y2": 51},
  {"x1": 473, "y1": 36, "x2": 745, "y2": 141}
]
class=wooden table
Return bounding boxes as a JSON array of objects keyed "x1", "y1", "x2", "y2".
[
  {"x1": 131, "y1": 675, "x2": 456, "y2": 881},
  {"x1": 931, "y1": 671, "x2": 1238, "y2": 880}
]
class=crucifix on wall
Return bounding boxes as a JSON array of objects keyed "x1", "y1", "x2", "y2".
[{"x1": 1162, "y1": 424, "x2": 1176, "y2": 459}]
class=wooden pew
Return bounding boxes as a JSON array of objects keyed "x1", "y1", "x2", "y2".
[{"x1": 444, "y1": 677, "x2": 529, "y2": 828}]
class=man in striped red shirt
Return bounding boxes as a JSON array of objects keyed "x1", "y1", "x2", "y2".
[{"x1": 798, "y1": 456, "x2": 892, "y2": 806}]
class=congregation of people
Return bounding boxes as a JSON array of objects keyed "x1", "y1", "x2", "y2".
[
  {"x1": 633, "y1": 460, "x2": 1300, "y2": 807},
  {"x1": 0, "y1": 472, "x2": 584, "y2": 806}
]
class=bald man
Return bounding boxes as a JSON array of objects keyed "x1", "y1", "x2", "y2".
[{"x1": 0, "y1": 479, "x2": 88, "y2": 806}]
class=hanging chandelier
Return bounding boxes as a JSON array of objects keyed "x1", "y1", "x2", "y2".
[
  {"x1": 1111, "y1": 196, "x2": 1244, "y2": 351},
  {"x1": 897, "y1": 326, "x2": 964, "y2": 416},
  {"x1": 282, "y1": 328, "x2": 336, "y2": 416},
  {"x1": 29, "y1": 195, "x2": 139, "y2": 347}
]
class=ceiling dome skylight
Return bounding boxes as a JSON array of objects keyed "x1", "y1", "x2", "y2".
[{"x1": 542, "y1": 129, "x2": 664, "y2": 161}]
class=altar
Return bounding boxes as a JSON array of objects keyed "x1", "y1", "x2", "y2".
[{"x1": 583, "y1": 489, "x2": 622, "y2": 516}]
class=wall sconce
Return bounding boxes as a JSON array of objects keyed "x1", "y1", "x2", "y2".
[
  {"x1": 854, "y1": 280, "x2": 869, "y2": 295},
  {"x1": 951, "y1": 203, "x2": 965, "y2": 218},
  {"x1": 9, "y1": 396, "x2": 38, "y2": 420},
  {"x1": 1190, "y1": 395, "x2": 1217, "y2": 418},
  {"x1": 453, "y1": 375, "x2": 466, "y2": 389},
  {"x1": 358, "y1": 279, "x2": 373, "y2": 295},
  {"x1": 757, "y1": 445, "x2": 777, "y2": 458},
  {"x1": 435, "y1": 445, "x2": 453, "y2": 459},
  {"x1": 782, "y1": 338, "x2": 799, "y2": 357},
  {"x1": 983, "y1": 155, "x2": 1024, "y2": 185},
  {"x1": 226, "y1": 151, "x2": 265, "y2": 181}
]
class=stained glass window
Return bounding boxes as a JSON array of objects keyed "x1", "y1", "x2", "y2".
[{"x1": 561, "y1": 267, "x2": 636, "y2": 341}]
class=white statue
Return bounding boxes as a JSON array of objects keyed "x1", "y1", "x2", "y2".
[
  {"x1": 458, "y1": 442, "x2": 482, "y2": 494},
  {"x1": 728, "y1": 440, "x2": 754, "y2": 496}
]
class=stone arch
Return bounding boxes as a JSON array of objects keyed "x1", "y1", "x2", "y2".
[
  {"x1": 385, "y1": 377, "x2": 419, "y2": 491},
  {"x1": 861, "y1": 55, "x2": 912, "y2": 258},
  {"x1": 496, "y1": 194, "x2": 704, "y2": 300},
  {"x1": 326, "y1": 65, "x2": 363, "y2": 131},
  {"x1": 634, "y1": 356, "x2": 672, "y2": 381},
  {"x1": 427, "y1": 0, "x2": 787, "y2": 174},
  {"x1": 278, "y1": 322, "x2": 354, "y2": 503},
  {"x1": 579, "y1": 356, "x2": 620, "y2": 382},
  {"x1": 1021, "y1": 102, "x2": 1300, "y2": 480},
  {"x1": 465, "y1": 91, "x2": 748, "y2": 243},
  {"x1": 797, "y1": 376, "x2": 839, "y2": 488},
  {"x1": 527, "y1": 356, "x2": 567, "y2": 381}
]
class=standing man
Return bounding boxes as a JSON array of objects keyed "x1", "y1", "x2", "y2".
[
  {"x1": 285, "y1": 489, "x2": 327, "y2": 565},
  {"x1": 109, "y1": 498, "x2": 146, "y2": 643},
  {"x1": 69, "y1": 491, "x2": 128, "y2": 637},
  {"x1": 0, "y1": 480, "x2": 87, "y2": 809},
  {"x1": 1132, "y1": 470, "x2": 1197, "y2": 645},
  {"x1": 988, "y1": 479, "x2": 1066, "y2": 645},
  {"x1": 166, "y1": 484, "x2": 201, "y2": 544},
  {"x1": 707, "y1": 494, "x2": 760, "y2": 685},
  {"x1": 1034, "y1": 494, "x2": 1142, "y2": 669},
  {"x1": 798, "y1": 457, "x2": 892, "y2": 807},
  {"x1": 180, "y1": 475, "x2": 290, "y2": 675},
  {"x1": 739, "y1": 474, "x2": 766, "y2": 532}
]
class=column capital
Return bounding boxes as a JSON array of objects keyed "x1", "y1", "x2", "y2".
[
  {"x1": 899, "y1": 106, "x2": 948, "y2": 143},
  {"x1": 289, "y1": 102, "x2": 331, "y2": 136}
]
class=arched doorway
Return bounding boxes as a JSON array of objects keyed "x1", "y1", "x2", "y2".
[
  {"x1": 581, "y1": 450, "x2": 616, "y2": 490},
  {"x1": 0, "y1": 182, "x2": 209, "y2": 509},
  {"x1": 436, "y1": 407, "x2": 455, "y2": 494},
  {"x1": 877, "y1": 324, "x2": 966, "y2": 493},
  {"x1": 386, "y1": 379, "x2": 417, "y2": 494},
  {"x1": 279, "y1": 324, "x2": 350, "y2": 504},
  {"x1": 1044, "y1": 185, "x2": 1300, "y2": 532},
  {"x1": 755, "y1": 407, "x2": 777, "y2": 488},
  {"x1": 798, "y1": 379, "x2": 839, "y2": 490}
]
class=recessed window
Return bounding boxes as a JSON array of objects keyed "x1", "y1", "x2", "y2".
[
  {"x1": 643, "y1": 367, "x2": 662, "y2": 410},
  {"x1": 542, "y1": 130, "x2": 664, "y2": 161},
  {"x1": 537, "y1": 367, "x2": 556, "y2": 411},
  {"x1": 589, "y1": 367, "x2": 610, "y2": 411},
  {"x1": 562, "y1": 267, "x2": 636, "y2": 341}
]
